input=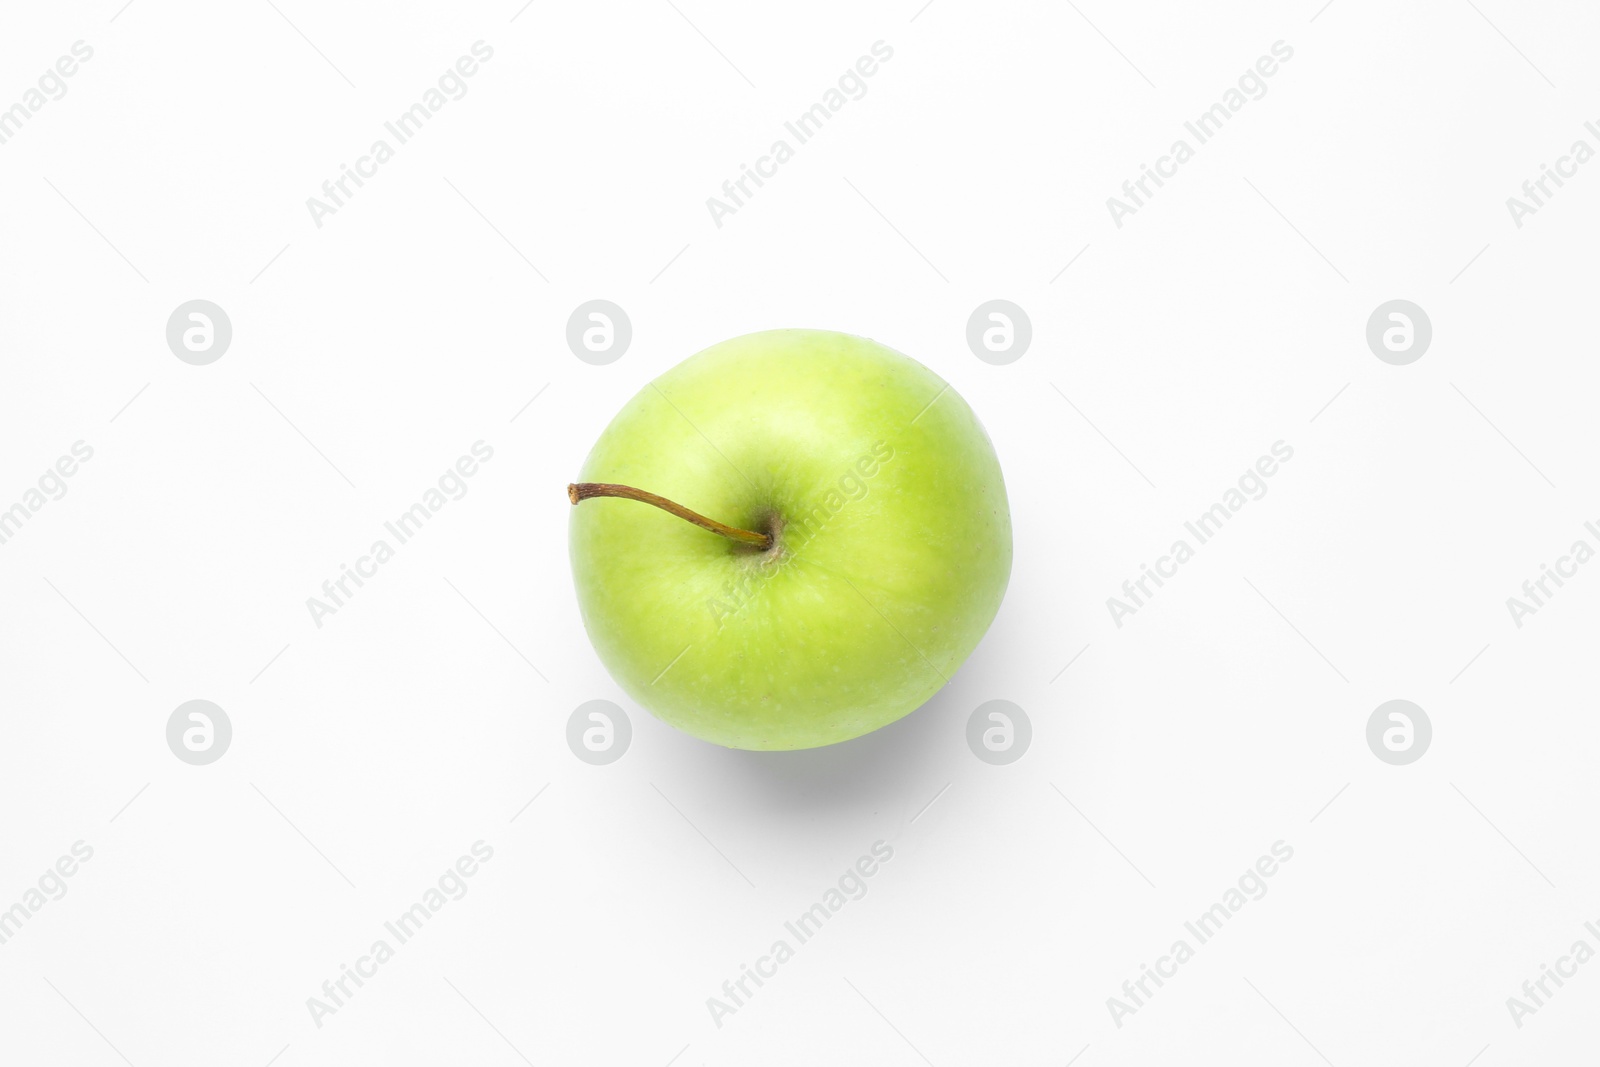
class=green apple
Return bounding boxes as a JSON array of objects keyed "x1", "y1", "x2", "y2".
[{"x1": 568, "y1": 329, "x2": 1011, "y2": 750}]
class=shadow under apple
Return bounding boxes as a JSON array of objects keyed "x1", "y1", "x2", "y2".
[{"x1": 647, "y1": 673, "x2": 974, "y2": 826}]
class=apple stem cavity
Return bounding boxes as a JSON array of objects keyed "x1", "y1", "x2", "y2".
[{"x1": 567, "y1": 482, "x2": 773, "y2": 550}]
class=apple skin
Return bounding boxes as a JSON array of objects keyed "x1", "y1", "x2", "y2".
[{"x1": 569, "y1": 329, "x2": 1011, "y2": 750}]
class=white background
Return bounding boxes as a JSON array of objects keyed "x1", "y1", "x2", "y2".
[{"x1": 2, "y1": 1, "x2": 1598, "y2": 1064}]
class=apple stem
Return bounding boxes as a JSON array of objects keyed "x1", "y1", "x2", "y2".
[{"x1": 567, "y1": 482, "x2": 773, "y2": 550}]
